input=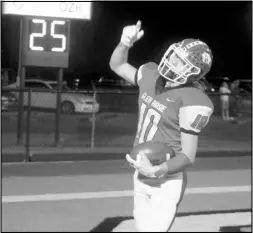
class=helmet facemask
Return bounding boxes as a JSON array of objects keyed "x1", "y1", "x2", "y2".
[{"x1": 158, "y1": 44, "x2": 201, "y2": 85}]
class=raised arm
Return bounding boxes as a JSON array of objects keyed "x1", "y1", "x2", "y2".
[{"x1": 109, "y1": 20, "x2": 144, "y2": 85}]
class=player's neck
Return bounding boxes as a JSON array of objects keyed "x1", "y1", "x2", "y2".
[{"x1": 165, "y1": 81, "x2": 180, "y2": 88}]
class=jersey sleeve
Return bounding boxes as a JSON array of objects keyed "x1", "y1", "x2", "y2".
[
  {"x1": 134, "y1": 62, "x2": 158, "y2": 86},
  {"x1": 179, "y1": 105, "x2": 213, "y2": 135},
  {"x1": 134, "y1": 64, "x2": 146, "y2": 85}
]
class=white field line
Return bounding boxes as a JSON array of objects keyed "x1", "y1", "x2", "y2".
[{"x1": 2, "y1": 185, "x2": 251, "y2": 203}]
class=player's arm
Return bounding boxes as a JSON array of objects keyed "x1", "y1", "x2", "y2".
[
  {"x1": 109, "y1": 43, "x2": 137, "y2": 85},
  {"x1": 156, "y1": 106, "x2": 213, "y2": 176},
  {"x1": 109, "y1": 21, "x2": 144, "y2": 85},
  {"x1": 156, "y1": 133, "x2": 198, "y2": 176}
]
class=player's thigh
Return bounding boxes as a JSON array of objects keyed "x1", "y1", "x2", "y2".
[
  {"x1": 148, "y1": 178, "x2": 185, "y2": 230},
  {"x1": 178, "y1": 172, "x2": 188, "y2": 205},
  {"x1": 133, "y1": 177, "x2": 150, "y2": 218}
]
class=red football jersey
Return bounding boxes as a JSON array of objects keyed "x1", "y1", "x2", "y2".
[{"x1": 133, "y1": 62, "x2": 214, "y2": 157}]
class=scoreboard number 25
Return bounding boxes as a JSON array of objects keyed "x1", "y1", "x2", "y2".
[{"x1": 29, "y1": 19, "x2": 67, "y2": 52}]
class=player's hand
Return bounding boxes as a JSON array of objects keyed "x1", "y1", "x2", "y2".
[
  {"x1": 126, "y1": 153, "x2": 162, "y2": 178},
  {"x1": 120, "y1": 20, "x2": 144, "y2": 47},
  {"x1": 126, "y1": 153, "x2": 148, "y2": 167}
]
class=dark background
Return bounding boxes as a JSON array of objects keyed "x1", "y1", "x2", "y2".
[{"x1": 1, "y1": 1, "x2": 252, "y2": 83}]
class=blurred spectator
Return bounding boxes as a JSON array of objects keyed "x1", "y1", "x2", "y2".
[
  {"x1": 231, "y1": 80, "x2": 239, "y2": 92},
  {"x1": 74, "y1": 78, "x2": 80, "y2": 90},
  {"x1": 219, "y1": 80, "x2": 234, "y2": 120},
  {"x1": 230, "y1": 80, "x2": 242, "y2": 117}
]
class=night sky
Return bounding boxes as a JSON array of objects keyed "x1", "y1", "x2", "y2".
[{"x1": 1, "y1": 1, "x2": 252, "y2": 82}]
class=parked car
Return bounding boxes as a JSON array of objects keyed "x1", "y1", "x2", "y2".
[
  {"x1": 235, "y1": 79, "x2": 252, "y2": 94},
  {"x1": 1, "y1": 91, "x2": 18, "y2": 111},
  {"x1": 91, "y1": 76, "x2": 138, "y2": 113},
  {"x1": 5, "y1": 79, "x2": 99, "y2": 114},
  {"x1": 97, "y1": 76, "x2": 134, "y2": 88},
  {"x1": 205, "y1": 78, "x2": 252, "y2": 94}
]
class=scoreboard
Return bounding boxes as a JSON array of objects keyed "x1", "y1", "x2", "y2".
[
  {"x1": 22, "y1": 17, "x2": 70, "y2": 67},
  {"x1": 3, "y1": 1, "x2": 92, "y2": 68}
]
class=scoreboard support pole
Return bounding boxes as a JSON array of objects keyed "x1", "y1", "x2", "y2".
[
  {"x1": 17, "y1": 66, "x2": 25, "y2": 145},
  {"x1": 55, "y1": 68, "x2": 63, "y2": 147},
  {"x1": 17, "y1": 18, "x2": 25, "y2": 145}
]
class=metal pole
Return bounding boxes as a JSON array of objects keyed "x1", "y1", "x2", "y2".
[
  {"x1": 3, "y1": 69, "x2": 8, "y2": 86},
  {"x1": 55, "y1": 68, "x2": 63, "y2": 147},
  {"x1": 26, "y1": 89, "x2": 32, "y2": 162},
  {"x1": 91, "y1": 81, "x2": 96, "y2": 148},
  {"x1": 17, "y1": 18, "x2": 23, "y2": 82},
  {"x1": 17, "y1": 66, "x2": 25, "y2": 145},
  {"x1": 17, "y1": 18, "x2": 25, "y2": 145}
]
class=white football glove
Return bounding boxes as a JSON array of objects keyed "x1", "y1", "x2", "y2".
[
  {"x1": 120, "y1": 20, "x2": 144, "y2": 47},
  {"x1": 126, "y1": 153, "x2": 163, "y2": 178}
]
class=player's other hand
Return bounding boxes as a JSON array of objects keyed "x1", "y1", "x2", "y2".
[
  {"x1": 126, "y1": 153, "x2": 161, "y2": 178},
  {"x1": 120, "y1": 20, "x2": 144, "y2": 47},
  {"x1": 126, "y1": 153, "x2": 141, "y2": 168}
]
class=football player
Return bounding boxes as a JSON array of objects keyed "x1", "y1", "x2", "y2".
[{"x1": 109, "y1": 20, "x2": 214, "y2": 232}]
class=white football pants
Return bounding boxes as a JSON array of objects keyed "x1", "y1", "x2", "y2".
[{"x1": 133, "y1": 172, "x2": 187, "y2": 232}]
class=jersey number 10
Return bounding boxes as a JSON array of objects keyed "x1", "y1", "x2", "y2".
[
  {"x1": 136, "y1": 103, "x2": 161, "y2": 144},
  {"x1": 190, "y1": 114, "x2": 209, "y2": 131}
]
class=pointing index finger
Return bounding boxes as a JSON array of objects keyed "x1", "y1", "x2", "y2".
[{"x1": 136, "y1": 20, "x2": 142, "y2": 31}]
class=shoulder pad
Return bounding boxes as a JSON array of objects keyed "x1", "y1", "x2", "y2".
[{"x1": 180, "y1": 87, "x2": 214, "y2": 110}]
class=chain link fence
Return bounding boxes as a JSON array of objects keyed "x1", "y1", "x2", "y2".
[{"x1": 2, "y1": 87, "x2": 251, "y2": 160}]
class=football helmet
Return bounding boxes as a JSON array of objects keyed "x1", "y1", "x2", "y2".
[
  {"x1": 130, "y1": 141, "x2": 175, "y2": 166},
  {"x1": 158, "y1": 38, "x2": 213, "y2": 85}
]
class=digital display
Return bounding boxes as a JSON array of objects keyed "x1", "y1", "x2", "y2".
[
  {"x1": 22, "y1": 17, "x2": 70, "y2": 68},
  {"x1": 28, "y1": 18, "x2": 69, "y2": 53}
]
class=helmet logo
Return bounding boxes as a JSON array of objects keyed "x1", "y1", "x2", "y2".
[
  {"x1": 202, "y1": 52, "x2": 211, "y2": 65},
  {"x1": 181, "y1": 40, "x2": 206, "y2": 52},
  {"x1": 186, "y1": 41, "x2": 205, "y2": 49}
]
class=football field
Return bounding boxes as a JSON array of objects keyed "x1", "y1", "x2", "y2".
[{"x1": 2, "y1": 154, "x2": 252, "y2": 232}]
